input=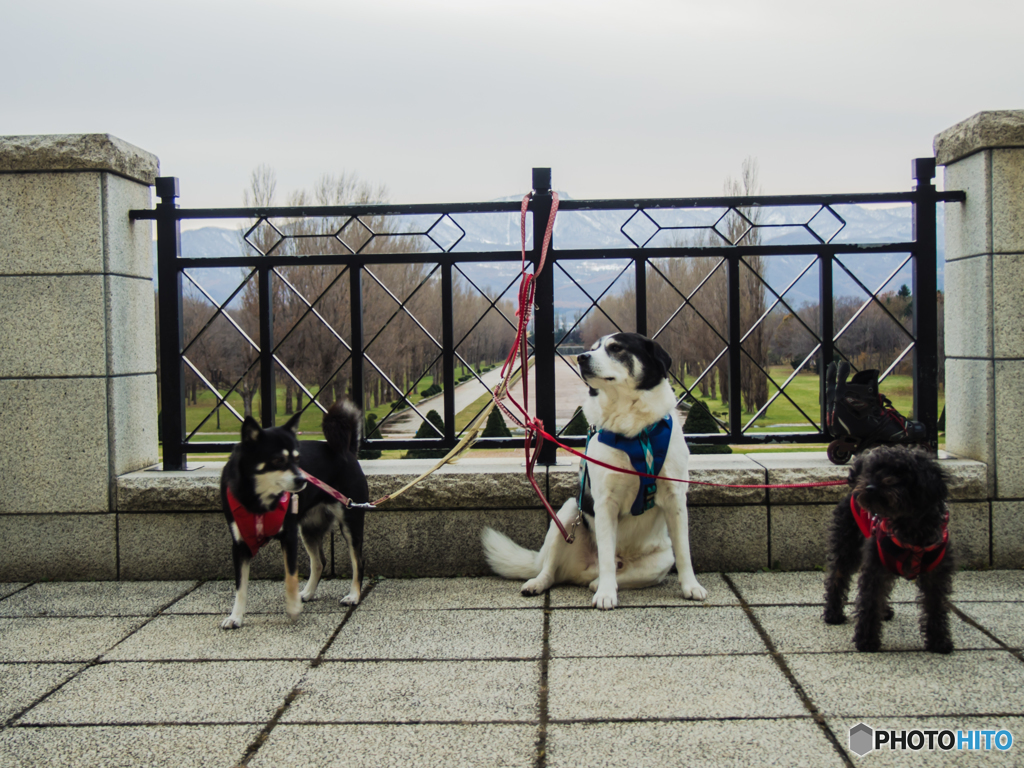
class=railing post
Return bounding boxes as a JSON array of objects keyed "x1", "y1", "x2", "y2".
[
  {"x1": 155, "y1": 177, "x2": 186, "y2": 470},
  {"x1": 635, "y1": 255, "x2": 648, "y2": 337},
  {"x1": 349, "y1": 263, "x2": 365, "y2": 426},
  {"x1": 441, "y1": 262, "x2": 456, "y2": 444},
  {"x1": 727, "y1": 254, "x2": 743, "y2": 439},
  {"x1": 912, "y1": 157, "x2": 939, "y2": 448},
  {"x1": 532, "y1": 168, "x2": 558, "y2": 464},
  {"x1": 258, "y1": 265, "x2": 275, "y2": 427},
  {"x1": 819, "y1": 251, "x2": 835, "y2": 429}
]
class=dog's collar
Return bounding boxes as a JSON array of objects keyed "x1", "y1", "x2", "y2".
[
  {"x1": 849, "y1": 496, "x2": 949, "y2": 579},
  {"x1": 578, "y1": 416, "x2": 673, "y2": 516},
  {"x1": 227, "y1": 488, "x2": 293, "y2": 557}
]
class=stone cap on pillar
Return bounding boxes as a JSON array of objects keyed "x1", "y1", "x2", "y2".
[
  {"x1": 934, "y1": 110, "x2": 1024, "y2": 167},
  {"x1": 0, "y1": 133, "x2": 160, "y2": 185}
]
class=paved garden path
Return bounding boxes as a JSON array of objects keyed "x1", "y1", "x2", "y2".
[
  {"x1": 2, "y1": 571, "x2": 1022, "y2": 766},
  {"x1": 382, "y1": 356, "x2": 590, "y2": 438}
]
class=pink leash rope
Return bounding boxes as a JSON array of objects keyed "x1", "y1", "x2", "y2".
[
  {"x1": 299, "y1": 469, "x2": 377, "y2": 510},
  {"x1": 303, "y1": 193, "x2": 846, "y2": 520},
  {"x1": 487, "y1": 191, "x2": 847, "y2": 541}
]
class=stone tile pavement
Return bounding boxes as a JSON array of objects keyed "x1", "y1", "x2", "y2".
[{"x1": 0, "y1": 571, "x2": 1022, "y2": 767}]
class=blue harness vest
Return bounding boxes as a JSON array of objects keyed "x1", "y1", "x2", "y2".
[{"x1": 579, "y1": 415, "x2": 673, "y2": 516}]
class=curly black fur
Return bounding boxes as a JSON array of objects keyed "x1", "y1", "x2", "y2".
[{"x1": 822, "y1": 445, "x2": 955, "y2": 653}]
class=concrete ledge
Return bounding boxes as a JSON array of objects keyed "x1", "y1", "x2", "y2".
[
  {"x1": 0, "y1": 514, "x2": 116, "y2": 581},
  {"x1": 0, "y1": 455, "x2": 997, "y2": 581},
  {"x1": 0, "y1": 134, "x2": 159, "y2": 185},
  {"x1": 93, "y1": 454, "x2": 999, "y2": 581},
  {"x1": 934, "y1": 110, "x2": 1024, "y2": 166}
]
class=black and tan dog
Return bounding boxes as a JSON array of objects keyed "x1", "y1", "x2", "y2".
[
  {"x1": 823, "y1": 445, "x2": 954, "y2": 653},
  {"x1": 220, "y1": 400, "x2": 369, "y2": 629}
]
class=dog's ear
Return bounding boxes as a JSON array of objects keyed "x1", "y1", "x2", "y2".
[
  {"x1": 846, "y1": 454, "x2": 864, "y2": 488},
  {"x1": 646, "y1": 338, "x2": 672, "y2": 378},
  {"x1": 241, "y1": 416, "x2": 262, "y2": 443},
  {"x1": 282, "y1": 412, "x2": 302, "y2": 435},
  {"x1": 916, "y1": 449, "x2": 951, "y2": 504}
]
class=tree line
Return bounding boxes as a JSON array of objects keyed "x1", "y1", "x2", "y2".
[
  {"x1": 164, "y1": 166, "x2": 517, "y2": 427},
  {"x1": 159, "y1": 160, "x2": 943, "y2": 435},
  {"x1": 574, "y1": 159, "x2": 944, "y2": 423}
]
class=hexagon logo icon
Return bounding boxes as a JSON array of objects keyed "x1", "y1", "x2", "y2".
[{"x1": 849, "y1": 723, "x2": 874, "y2": 756}]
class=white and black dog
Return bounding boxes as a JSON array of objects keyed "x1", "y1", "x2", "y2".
[
  {"x1": 219, "y1": 400, "x2": 369, "y2": 629},
  {"x1": 482, "y1": 332, "x2": 707, "y2": 609}
]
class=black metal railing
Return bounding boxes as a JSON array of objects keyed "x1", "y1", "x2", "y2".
[{"x1": 132, "y1": 161, "x2": 964, "y2": 470}]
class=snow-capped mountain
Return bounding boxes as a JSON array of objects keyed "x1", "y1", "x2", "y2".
[{"x1": 153, "y1": 199, "x2": 945, "y2": 311}]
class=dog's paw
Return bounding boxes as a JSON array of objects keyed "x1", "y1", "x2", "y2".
[
  {"x1": 822, "y1": 609, "x2": 847, "y2": 625},
  {"x1": 300, "y1": 585, "x2": 316, "y2": 603},
  {"x1": 521, "y1": 577, "x2": 550, "y2": 596},
  {"x1": 592, "y1": 588, "x2": 618, "y2": 610},
  {"x1": 340, "y1": 591, "x2": 360, "y2": 606},
  {"x1": 680, "y1": 580, "x2": 707, "y2": 601},
  {"x1": 286, "y1": 599, "x2": 303, "y2": 624},
  {"x1": 854, "y1": 635, "x2": 881, "y2": 653},
  {"x1": 220, "y1": 616, "x2": 243, "y2": 630},
  {"x1": 926, "y1": 636, "x2": 954, "y2": 655}
]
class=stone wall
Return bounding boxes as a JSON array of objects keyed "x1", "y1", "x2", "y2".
[
  {"x1": 109, "y1": 453, "x2": 990, "y2": 581},
  {"x1": 935, "y1": 110, "x2": 1024, "y2": 567},
  {"x1": 0, "y1": 135, "x2": 159, "y2": 579},
  {"x1": 0, "y1": 121, "x2": 1020, "y2": 581}
]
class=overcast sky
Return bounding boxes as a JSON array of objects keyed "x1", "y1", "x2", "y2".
[{"x1": 5, "y1": 0, "x2": 1022, "y2": 212}]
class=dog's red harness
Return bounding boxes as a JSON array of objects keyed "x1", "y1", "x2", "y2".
[
  {"x1": 850, "y1": 496, "x2": 948, "y2": 579},
  {"x1": 227, "y1": 488, "x2": 291, "y2": 557}
]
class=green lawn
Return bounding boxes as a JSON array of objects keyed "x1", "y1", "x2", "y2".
[
  {"x1": 169, "y1": 363, "x2": 942, "y2": 458},
  {"x1": 677, "y1": 366, "x2": 943, "y2": 435},
  {"x1": 177, "y1": 363, "x2": 492, "y2": 439}
]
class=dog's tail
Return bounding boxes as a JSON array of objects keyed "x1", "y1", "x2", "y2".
[
  {"x1": 322, "y1": 400, "x2": 363, "y2": 455},
  {"x1": 480, "y1": 527, "x2": 542, "y2": 580}
]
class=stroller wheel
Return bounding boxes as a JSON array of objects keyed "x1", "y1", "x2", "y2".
[{"x1": 827, "y1": 441, "x2": 854, "y2": 465}]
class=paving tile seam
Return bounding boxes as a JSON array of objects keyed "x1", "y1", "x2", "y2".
[
  {"x1": 546, "y1": 605, "x2": 739, "y2": 612},
  {"x1": 238, "y1": 579, "x2": 379, "y2": 765},
  {"x1": 535, "y1": 593, "x2": 551, "y2": 768},
  {"x1": 243, "y1": 719, "x2": 543, "y2": 727},
  {"x1": 721, "y1": 573, "x2": 856, "y2": 768},
  {"x1": 237, "y1": 687, "x2": 302, "y2": 766},
  {"x1": 83, "y1": 658, "x2": 323, "y2": 665},
  {"x1": 949, "y1": 606, "x2": 1024, "y2": 664},
  {"x1": 5, "y1": 720, "x2": 284, "y2": 728},
  {"x1": 310, "y1": 659, "x2": 540, "y2": 665},
  {"x1": 93, "y1": 657, "x2": 335, "y2": 663},
  {"x1": 355, "y1": 606, "x2": 547, "y2": 612},
  {"x1": 823, "y1": 712, "x2": 1024, "y2": 720},
  {"x1": 153, "y1": 579, "x2": 206, "y2": 614},
  {"x1": 545, "y1": 715, "x2": 822, "y2": 725},
  {"x1": 547, "y1": 652, "x2": 777, "y2": 660},
  {"x1": 3, "y1": 604, "x2": 176, "y2": 729},
  {"x1": 0, "y1": 583, "x2": 35, "y2": 602},
  {"x1": 326, "y1": 657, "x2": 544, "y2": 662}
]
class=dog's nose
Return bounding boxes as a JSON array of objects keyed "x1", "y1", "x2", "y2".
[
  {"x1": 578, "y1": 353, "x2": 590, "y2": 363},
  {"x1": 865, "y1": 484, "x2": 877, "y2": 493}
]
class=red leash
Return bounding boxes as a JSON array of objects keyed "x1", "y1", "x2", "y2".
[
  {"x1": 305, "y1": 192, "x2": 846, "y2": 525},
  {"x1": 530, "y1": 427, "x2": 848, "y2": 491},
  {"x1": 299, "y1": 469, "x2": 377, "y2": 510},
  {"x1": 488, "y1": 190, "x2": 846, "y2": 542}
]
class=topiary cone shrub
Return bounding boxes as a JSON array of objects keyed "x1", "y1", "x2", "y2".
[
  {"x1": 682, "y1": 398, "x2": 732, "y2": 455},
  {"x1": 481, "y1": 407, "x2": 512, "y2": 438},
  {"x1": 563, "y1": 406, "x2": 590, "y2": 436},
  {"x1": 403, "y1": 409, "x2": 449, "y2": 459}
]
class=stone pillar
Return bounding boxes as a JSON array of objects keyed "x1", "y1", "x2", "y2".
[
  {"x1": 935, "y1": 111, "x2": 1024, "y2": 565},
  {"x1": 0, "y1": 134, "x2": 159, "y2": 579}
]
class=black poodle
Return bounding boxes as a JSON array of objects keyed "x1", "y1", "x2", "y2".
[{"x1": 822, "y1": 445, "x2": 955, "y2": 653}]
